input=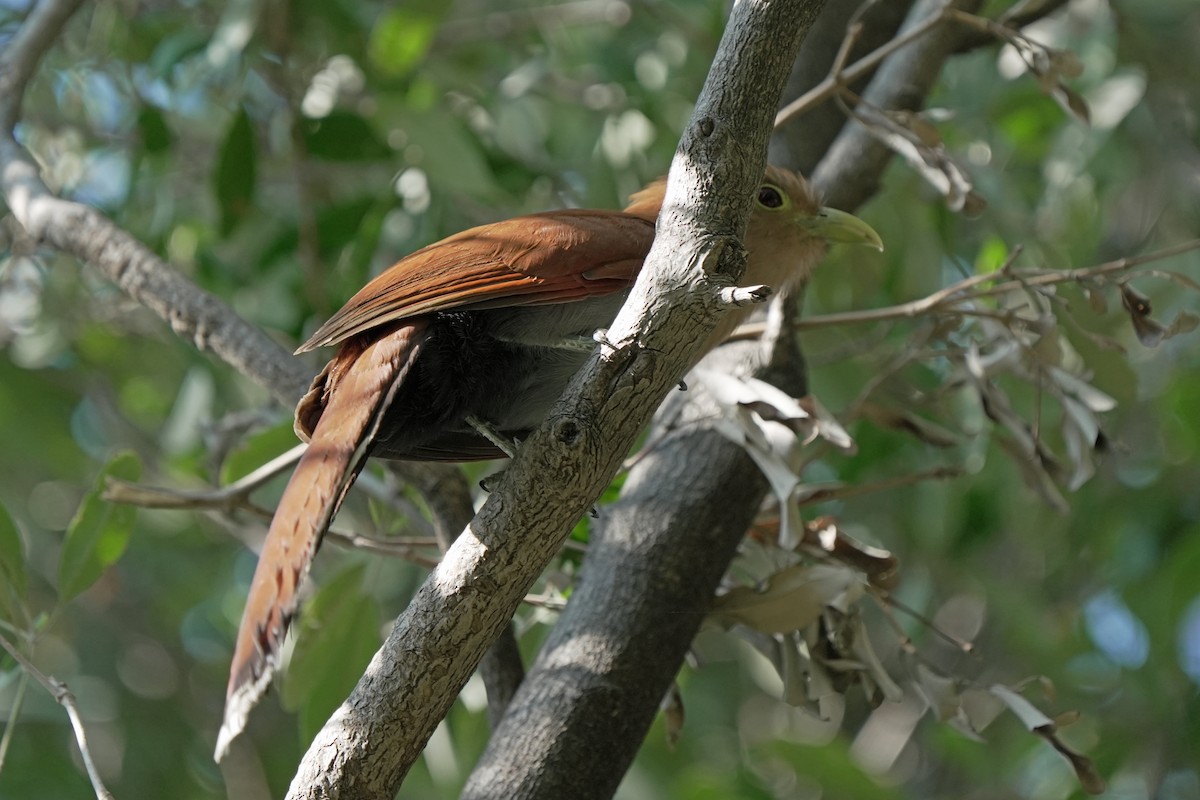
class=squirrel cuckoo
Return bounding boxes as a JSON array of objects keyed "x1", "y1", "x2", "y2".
[{"x1": 214, "y1": 165, "x2": 881, "y2": 758}]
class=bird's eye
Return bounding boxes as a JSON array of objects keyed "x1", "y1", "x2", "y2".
[{"x1": 757, "y1": 185, "x2": 784, "y2": 209}]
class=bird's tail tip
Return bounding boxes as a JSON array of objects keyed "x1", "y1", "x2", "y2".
[{"x1": 213, "y1": 670, "x2": 275, "y2": 762}]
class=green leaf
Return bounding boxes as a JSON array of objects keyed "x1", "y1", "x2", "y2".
[
  {"x1": 369, "y1": 8, "x2": 439, "y2": 77},
  {"x1": 57, "y1": 452, "x2": 142, "y2": 603},
  {"x1": 280, "y1": 563, "x2": 381, "y2": 744},
  {"x1": 0, "y1": 502, "x2": 27, "y2": 624},
  {"x1": 975, "y1": 235, "x2": 1009, "y2": 273},
  {"x1": 137, "y1": 106, "x2": 173, "y2": 154},
  {"x1": 260, "y1": 196, "x2": 387, "y2": 268},
  {"x1": 302, "y1": 111, "x2": 391, "y2": 161},
  {"x1": 214, "y1": 107, "x2": 257, "y2": 235}
]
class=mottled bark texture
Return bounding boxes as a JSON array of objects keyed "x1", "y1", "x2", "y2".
[{"x1": 287, "y1": 0, "x2": 825, "y2": 797}]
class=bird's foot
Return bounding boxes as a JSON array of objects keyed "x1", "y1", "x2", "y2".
[
  {"x1": 466, "y1": 415, "x2": 520, "y2": 459},
  {"x1": 478, "y1": 469, "x2": 505, "y2": 493}
]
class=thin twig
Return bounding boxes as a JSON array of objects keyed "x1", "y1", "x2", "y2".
[
  {"x1": 0, "y1": 636, "x2": 115, "y2": 800},
  {"x1": 870, "y1": 587, "x2": 976, "y2": 654},
  {"x1": 775, "y1": 0, "x2": 1071, "y2": 129},
  {"x1": 795, "y1": 465, "x2": 963, "y2": 508},
  {"x1": 796, "y1": 240, "x2": 1200, "y2": 330},
  {"x1": 774, "y1": 0, "x2": 956, "y2": 128},
  {"x1": 333, "y1": 534, "x2": 440, "y2": 568},
  {"x1": 104, "y1": 445, "x2": 305, "y2": 512},
  {"x1": 0, "y1": 670, "x2": 30, "y2": 772}
]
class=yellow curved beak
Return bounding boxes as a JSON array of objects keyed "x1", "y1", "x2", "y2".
[{"x1": 808, "y1": 207, "x2": 884, "y2": 251}]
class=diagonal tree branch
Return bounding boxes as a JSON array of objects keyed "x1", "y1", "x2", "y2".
[
  {"x1": 770, "y1": 0, "x2": 915, "y2": 175},
  {"x1": 0, "y1": 0, "x2": 310, "y2": 407},
  {"x1": 287, "y1": 0, "x2": 823, "y2": 797},
  {"x1": 812, "y1": 0, "x2": 985, "y2": 212},
  {"x1": 459, "y1": 1, "x2": 1007, "y2": 797},
  {"x1": 0, "y1": 635, "x2": 114, "y2": 800}
]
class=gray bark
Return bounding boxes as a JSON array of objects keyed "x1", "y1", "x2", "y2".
[
  {"x1": 288, "y1": 0, "x2": 825, "y2": 796},
  {"x1": 458, "y1": 2, "x2": 1002, "y2": 799}
]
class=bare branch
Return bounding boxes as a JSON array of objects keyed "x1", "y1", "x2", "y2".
[
  {"x1": 812, "y1": 0, "x2": 986, "y2": 211},
  {"x1": 795, "y1": 239, "x2": 1200, "y2": 330},
  {"x1": 0, "y1": 0, "x2": 84, "y2": 129},
  {"x1": 0, "y1": 636, "x2": 115, "y2": 800},
  {"x1": 458, "y1": 1, "x2": 1014, "y2": 795},
  {"x1": 774, "y1": 0, "x2": 955, "y2": 129},
  {"x1": 0, "y1": 0, "x2": 311, "y2": 407}
]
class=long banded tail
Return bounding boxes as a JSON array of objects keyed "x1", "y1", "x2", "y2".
[{"x1": 215, "y1": 321, "x2": 428, "y2": 761}]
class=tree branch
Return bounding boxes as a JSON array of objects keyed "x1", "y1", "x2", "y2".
[
  {"x1": 457, "y1": 1, "x2": 995, "y2": 797},
  {"x1": 0, "y1": 0, "x2": 528, "y2": 767},
  {"x1": 812, "y1": 0, "x2": 985, "y2": 212},
  {"x1": 770, "y1": 0, "x2": 915, "y2": 175},
  {"x1": 0, "y1": 635, "x2": 114, "y2": 800},
  {"x1": 0, "y1": 0, "x2": 311, "y2": 407},
  {"x1": 287, "y1": 0, "x2": 822, "y2": 797}
]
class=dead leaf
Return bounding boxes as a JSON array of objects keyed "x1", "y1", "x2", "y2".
[
  {"x1": 711, "y1": 563, "x2": 862, "y2": 635},
  {"x1": 1049, "y1": 82, "x2": 1091, "y2": 125},
  {"x1": 992, "y1": 685, "x2": 1105, "y2": 794},
  {"x1": 915, "y1": 664, "x2": 964, "y2": 723},
  {"x1": 796, "y1": 395, "x2": 856, "y2": 453},
  {"x1": 1083, "y1": 285, "x2": 1108, "y2": 315},
  {"x1": 1120, "y1": 283, "x2": 1167, "y2": 346},
  {"x1": 989, "y1": 684, "x2": 1053, "y2": 729},
  {"x1": 1037, "y1": 729, "x2": 1107, "y2": 795},
  {"x1": 1049, "y1": 367, "x2": 1117, "y2": 413},
  {"x1": 661, "y1": 683, "x2": 685, "y2": 751},
  {"x1": 1051, "y1": 49, "x2": 1084, "y2": 80},
  {"x1": 1166, "y1": 310, "x2": 1200, "y2": 339},
  {"x1": 847, "y1": 615, "x2": 904, "y2": 703},
  {"x1": 852, "y1": 102, "x2": 983, "y2": 214},
  {"x1": 801, "y1": 516, "x2": 900, "y2": 589}
]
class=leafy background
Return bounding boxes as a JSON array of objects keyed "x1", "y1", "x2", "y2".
[{"x1": 1, "y1": 0, "x2": 1199, "y2": 797}]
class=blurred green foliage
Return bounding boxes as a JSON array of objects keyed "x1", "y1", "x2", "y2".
[{"x1": 1, "y1": 0, "x2": 1199, "y2": 798}]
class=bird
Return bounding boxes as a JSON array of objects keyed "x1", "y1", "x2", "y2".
[{"x1": 214, "y1": 165, "x2": 881, "y2": 759}]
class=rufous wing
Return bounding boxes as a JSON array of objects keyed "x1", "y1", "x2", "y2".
[{"x1": 297, "y1": 209, "x2": 657, "y2": 352}]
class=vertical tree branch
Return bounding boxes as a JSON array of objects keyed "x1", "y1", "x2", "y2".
[{"x1": 455, "y1": 0, "x2": 829, "y2": 797}]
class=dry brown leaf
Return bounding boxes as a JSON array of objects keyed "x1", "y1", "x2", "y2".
[
  {"x1": 1120, "y1": 283, "x2": 1167, "y2": 346},
  {"x1": 990, "y1": 684, "x2": 1105, "y2": 795},
  {"x1": 802, "y1": 516, "x2": 900, "y2": 589},
  {"x1": 661, "y1": 684, "x2": 685, "y2": 751},
  {"x1": 711, "y1": 563, "x2": 862, "y2": 635}
]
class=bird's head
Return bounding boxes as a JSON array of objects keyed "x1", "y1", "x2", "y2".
[
  {"x1": 625, "y1": 164, "x2": 882, "y2": 290},
  {"x1": 744, "y1": 165, "x2": 883, "y2": 290}
]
